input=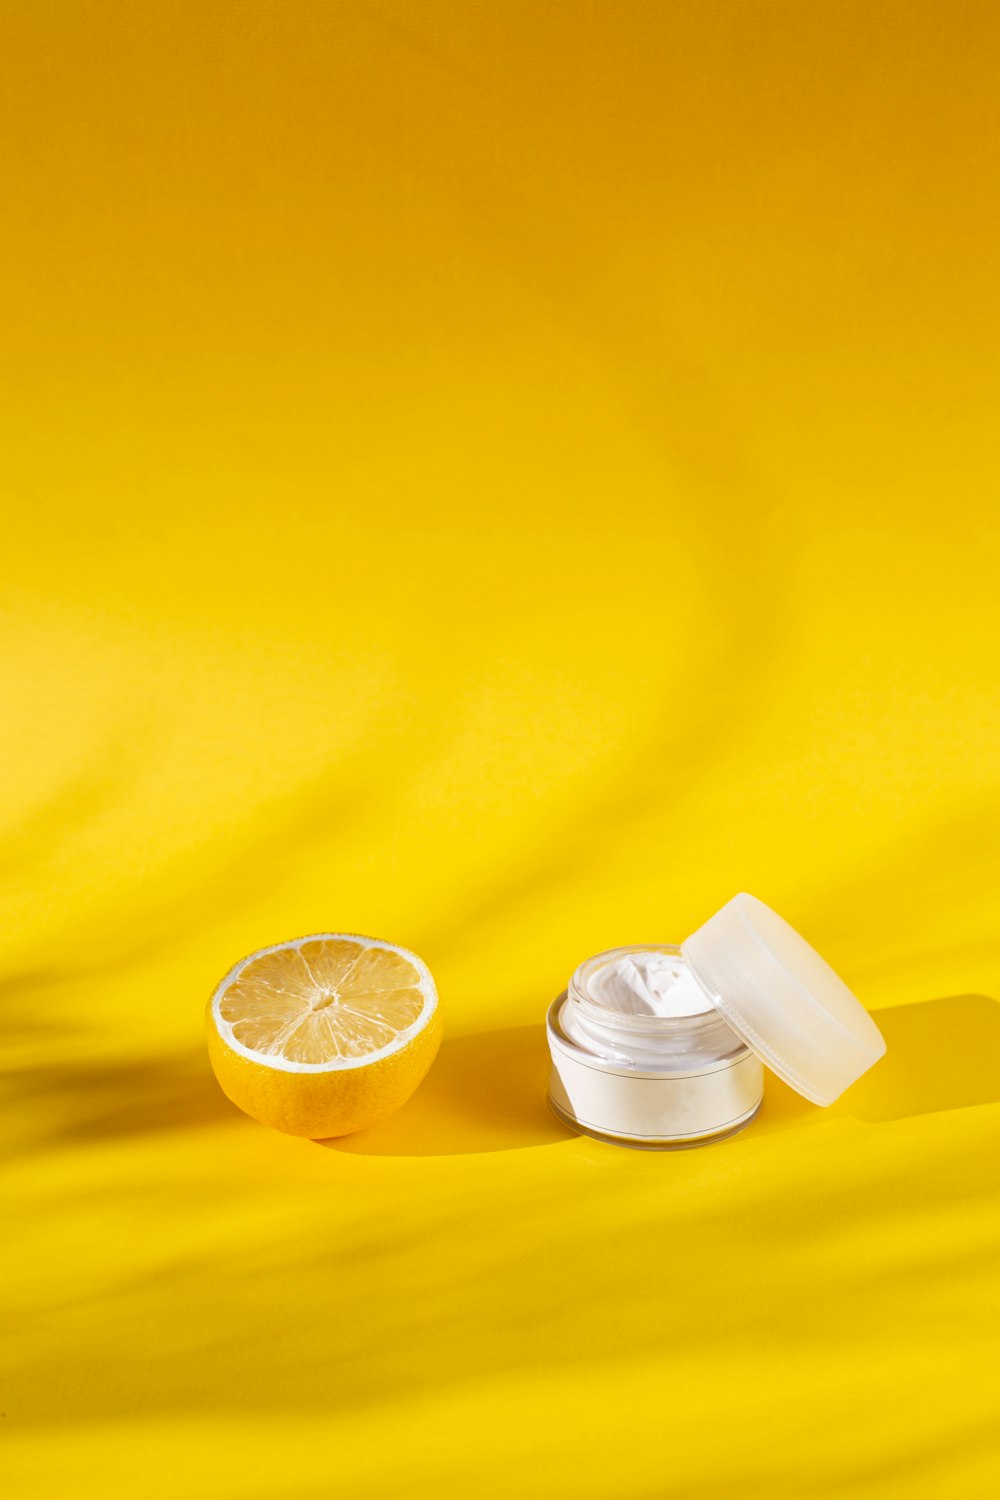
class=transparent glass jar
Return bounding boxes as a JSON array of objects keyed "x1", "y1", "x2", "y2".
[{"x1": 547, "y1": 944, "x2": 764, "y2": 1148}]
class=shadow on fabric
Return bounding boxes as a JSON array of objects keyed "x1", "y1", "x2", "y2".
[
  {"x1": 321, "y1": 1023, "x2": 573, "y2": 1156},
  {"x1": 752, "y1": 993, "x2": 1000, "y2": 1136}
]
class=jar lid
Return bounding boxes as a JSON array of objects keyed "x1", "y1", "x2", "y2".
[{"x1": 680, "y1": 894, "x2": 886, "y2": 1105}]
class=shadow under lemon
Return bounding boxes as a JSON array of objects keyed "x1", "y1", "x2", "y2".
[
  {"x1": 318, "y1": 1023, "x2": 574, "y2": 1157},
  {"x1": 320, "y1": 994, "x2": 1000, "y2": 1157}
]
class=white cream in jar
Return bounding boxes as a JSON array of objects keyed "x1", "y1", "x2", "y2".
[{"x1": 547, "y1": 894, "x2": 887, "y2": 1148}]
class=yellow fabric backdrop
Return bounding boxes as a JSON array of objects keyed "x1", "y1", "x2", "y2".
[{"x1": 3, "y1": 3, "x2": 999, "y2": 1495}]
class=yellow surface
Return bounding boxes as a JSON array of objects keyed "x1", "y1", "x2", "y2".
[{"x1": 2, "y1": 3, "x2": 999, "y2": 1495}]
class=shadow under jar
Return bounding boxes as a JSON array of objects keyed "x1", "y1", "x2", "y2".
[{"x1": 546, "y1": 894, "x2": 887, "y2": 1149}]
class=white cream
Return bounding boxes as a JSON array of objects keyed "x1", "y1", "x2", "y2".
[{"x1": 587, "y1": 950, "x2": 713, "y2": 1018}]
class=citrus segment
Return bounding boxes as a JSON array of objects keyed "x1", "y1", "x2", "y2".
[{"x1": 206, "y1": 933, "x2": 441, "y2": 1137}]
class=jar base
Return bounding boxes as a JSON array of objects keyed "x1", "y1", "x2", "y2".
[{"x1": 547, "y1": 1093, "x2": 761, "y2": 1151}]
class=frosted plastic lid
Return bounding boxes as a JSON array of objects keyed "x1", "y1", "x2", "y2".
[{"x1": 680, "y1": 894, "x2": 886, "y2": 1106}]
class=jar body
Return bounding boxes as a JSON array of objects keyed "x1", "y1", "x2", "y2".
[{"x1": 546, "y1": 945, "x2": 764, "y2": 1148}]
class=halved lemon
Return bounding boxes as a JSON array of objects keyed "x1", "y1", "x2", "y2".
[{"x1": 206, "y1": 933, "x2": 441, "y2": 1138}]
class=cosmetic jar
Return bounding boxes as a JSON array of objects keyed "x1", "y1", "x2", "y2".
[{"x1": 546, "y1": 893, "x2": 887, "y2": 1148}]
